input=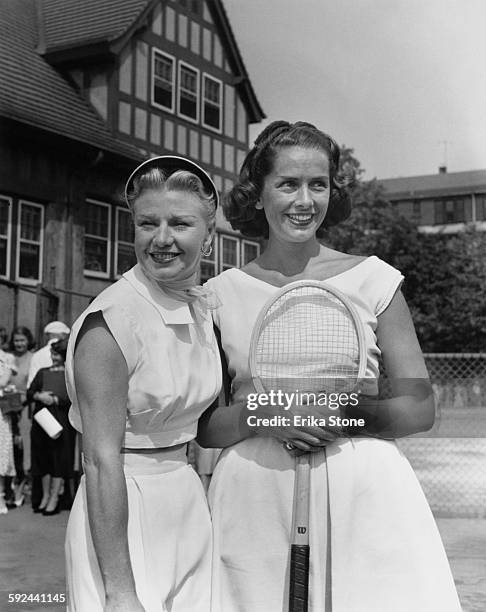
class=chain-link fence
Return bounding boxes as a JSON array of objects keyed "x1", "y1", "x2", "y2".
[{"x1": 397, "y1": 353, "x2": 486, "y2": 518}]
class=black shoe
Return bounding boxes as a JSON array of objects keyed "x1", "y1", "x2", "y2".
[{"x1": 42, "y1": 504, "x2": 60, "y2": 516}]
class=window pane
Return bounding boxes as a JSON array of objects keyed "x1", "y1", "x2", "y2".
[
  {"x1": 204, "y1": 77, "x2": 221, "y2": 129},
  {"x1": 116, "y1": 243, "x2": 136, "y2": 276},
  {"x1": 84, "y1": 237, "x2": 108, "y2": 272},
  {"x1": 477, "y1": 196, "x2": 486, "y2": 221},
  {"x1": 243, "y1": 242, "x2": 259, "y2": 265},
  {"x1": 0, "y1": 237, "x2": 7, "y2": 276},
  {"x1": 118, "y1": 210, "x2": 134, "y2": 242},
  {"x1": 222, "y1": 237, "x2": 237, "y2": 269},
  {"x1": 18, "y1": 242, "x2": 40, "y2": 280},
  {"x1": 86, "y1": 203, "x2": 109, "y2": 237},
  {"x1": 179, "y1": 66, "x2": 198, "y2": 119},
  {"x1": 20, "y1": 205, "x2": 41, "y2": 241},
  {"x1": 0, "y1": 199, "x2": 9, "y2": 236},
  {"x1": 154, "y1": 54, "x2": 174, "y2": 109},
  {"x1": 204, "y1": 102, "x2": 220, "y2": 130}
]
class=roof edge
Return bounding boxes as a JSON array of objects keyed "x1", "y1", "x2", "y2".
[
  {"x1": 207, "y1": 0, "x2": 265, "y2": 123},
  {"x1": 39, "y1": 0, "x2": 159, "y2": 64}
]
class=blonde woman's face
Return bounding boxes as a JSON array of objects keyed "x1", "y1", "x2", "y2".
[{"x1": 132, "y1": 187, "x2": 213, "y2": 283}]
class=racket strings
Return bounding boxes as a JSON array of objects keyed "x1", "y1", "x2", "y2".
[{"x1": 255, "y1": 287, "x2": 361, "y2": 394}]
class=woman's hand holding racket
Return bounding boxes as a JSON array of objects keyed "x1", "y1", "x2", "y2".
[{"x1": 247, "y1": 396, "x2": 340, "y2": 452}]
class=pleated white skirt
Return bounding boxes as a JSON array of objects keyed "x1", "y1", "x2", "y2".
[{"x1": 65, "y1": 449, "x2": 212, "y2": 612}]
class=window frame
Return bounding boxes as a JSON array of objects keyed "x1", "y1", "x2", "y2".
[
  {"x1": 16, "y1": 200, "x2": 44, "y2": 285},
  {"x1": 151, "y1": 48, "x2": 176, "y2": 113},
  {"x1": 219, "y1": 234, "x2": 240, "y2": 271},
  {"x1": 83, "y1": 199, "x2": 112, "y2": 279},
  {"x1": 177, "y1": 60, "x2": 200, "y2": 124},
  {"x1": 114, "y1": 206, "x2": 136, "y2": 279},
  {"x1": 202, "y1": 73, "x2": 223, "y2": 133},
  {"x1": 0, "y1": 195, "x2": 12, "y2": 280},
  {"x1": 241, "y1": 239, "x2": 261, "y2": 266}
]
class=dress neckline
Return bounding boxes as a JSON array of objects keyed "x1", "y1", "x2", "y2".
[{"x1": 231, "y1": 255, "x2": 375, "y2": 288}]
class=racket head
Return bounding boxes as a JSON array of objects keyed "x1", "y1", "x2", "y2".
[{"x1": 249, "y1": 280, "x2": 367, "y2": 397}]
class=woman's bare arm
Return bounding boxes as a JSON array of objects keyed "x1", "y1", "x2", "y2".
[
  {"x1": 346, "y1": 290, "x2": 435, "y2": 438},
  {"x1": 74, "y1": 311, "x2": 144, "y2": 611}
]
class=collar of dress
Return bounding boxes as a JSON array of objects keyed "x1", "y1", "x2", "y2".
[{"x1": 122, "y1": 264, "x2": 195, "y2": 325}]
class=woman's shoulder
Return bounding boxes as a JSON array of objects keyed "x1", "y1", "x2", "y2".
[
  {"x1": 204, "y1": 268, "x2": 245, "y2": 293},
  {"x1": 329, "y1": 254, "x2": 404, "y2": 316}
]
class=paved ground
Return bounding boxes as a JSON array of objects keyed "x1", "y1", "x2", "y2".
[{"x1": 0, "y1": 505, "x2": 485, "y2": 611}]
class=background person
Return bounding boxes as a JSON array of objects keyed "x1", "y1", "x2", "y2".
[
  {"x1": 27, "y1": 320, "x2": 70, "y2": 510},
  {"x1": 64, "y1": 156, "x2": 221, "y2": 612},
  {"x1": 6, "y1": 325, "x2": 35, "y2": 508},
  {"x1": 0, "y1": 347, "x2": 17, "y2": 514},
  {"x1": 198, "y1": 121, "x2": 461, "y2": 611},
  {"x1": 27, "y1": 321, "x2": 70, "y2": 387},
  {"x1": 27, "y1": 337, "x2": 74, "y2": 515}
]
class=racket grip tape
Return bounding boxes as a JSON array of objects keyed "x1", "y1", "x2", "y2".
[{"x1": 289, "y1": 544, "x2": 310, "y2": 612}]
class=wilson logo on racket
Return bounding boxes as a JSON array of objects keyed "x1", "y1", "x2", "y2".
[{"x1": 297, "y1": 527, "x2": 307, "y2": 535}]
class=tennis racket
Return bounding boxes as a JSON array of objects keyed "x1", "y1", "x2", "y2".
[{"x1": 249, "y1": 280, "x2": 367, "y2": 612}]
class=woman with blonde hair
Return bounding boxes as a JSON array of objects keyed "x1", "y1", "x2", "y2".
[{"x1": 65, "y1": 156, "x2": 221, "y2": 612}]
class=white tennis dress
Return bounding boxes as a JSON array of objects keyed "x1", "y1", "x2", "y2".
[
  {"x1": 65, "y1": 264, "x2": 221, "y2": 612},
  {"x1": 205, "y1": 257, "x2": 461, "y2": 612}
]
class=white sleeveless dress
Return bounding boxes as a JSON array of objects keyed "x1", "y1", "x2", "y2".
[
  {"x1": 65, "y1": 265, "x2": 222, "y2": 612},
  {"x1": 205, "y1": 257, "x2": 461, "y2": 612}
]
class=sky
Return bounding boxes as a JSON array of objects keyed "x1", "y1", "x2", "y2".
[{"x1": 223, "y1": 0, "x2": 486, "y2": 179}]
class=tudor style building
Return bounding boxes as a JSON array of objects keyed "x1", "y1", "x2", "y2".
[{"x1": 0, "y1": 0, "x2": 265, "y2": 339}]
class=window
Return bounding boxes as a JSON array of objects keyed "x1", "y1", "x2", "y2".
[
  {"x1": 0, "y1": 197, "x2": 11, "y2": 278},
  {"x1": 435, "y1": 199, "x2": 465, "y2": 224},
  {"x1": 242, "y1": 240, "x2": 260, "y2": 265},
  {"x1": 152, "y1": 50, "x2": 175, "y2": 112},
  {"x1": 476, "y1": 195, "x2": 486, "y2": 221},
  {"x1": 17, "y1": 201, "x2": 44, "y2": 283},
  {"x1": 200, "y1": 234, "x2": 261, "y2": 280},
  {"x1": 178, "y1": 62, "x2": 199, "y2": 122},
  {"x1": 220, "y1": 235, "x2": 239, "y2": 271},
  {"x1": 202, "y1": 74, "x2": 222, "y2": 132},
  {"x1": 115, "y1": 208, "x2": 136, "y2": 277},
  {"x1": 84, "y1": 200, "x2": 111, "y2": 277},
  {"x1": 200, "y1": 239, "x2": 218, "y2": 283}
]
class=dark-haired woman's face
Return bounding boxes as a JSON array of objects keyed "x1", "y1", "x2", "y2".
[
  {"x1": 257, "y1": 146, "x2": 330, "y2": 244},
  {"x1": 13, "y1": 333, "x2": 29, "y2": 355}
]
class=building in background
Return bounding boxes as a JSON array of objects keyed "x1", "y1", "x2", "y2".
[
  {"x1": 0, "y1": 0, "x2": 264, "y2": 339},
  {"x1": 379, "y1": 167, "x2": 486, "y2": 233}
]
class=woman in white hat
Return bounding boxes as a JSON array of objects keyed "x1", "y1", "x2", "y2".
[{"x1": 64, "y1": 156, "x2": 221, "y2": 612}]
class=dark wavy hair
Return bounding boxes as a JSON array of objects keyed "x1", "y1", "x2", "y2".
[
  {"x1": 224, "y1": 121, "x2": 351, "y2": 238},
  {"x1": 9, "y1": 326, "x2": 35, "y2": 352}
]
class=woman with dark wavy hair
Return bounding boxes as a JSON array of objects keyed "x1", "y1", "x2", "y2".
[{"x1": 198, "y1": 121, "x2": 460, "y2": 611}]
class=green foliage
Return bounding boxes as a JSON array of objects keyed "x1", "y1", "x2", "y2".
[{"x1": 325, "y1": 147, "x2": 486, "y2": 352}]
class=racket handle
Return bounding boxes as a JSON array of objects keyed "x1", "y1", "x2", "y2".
[{"x1": 289, "y1": 544, "x2": 310, "y2": 612}]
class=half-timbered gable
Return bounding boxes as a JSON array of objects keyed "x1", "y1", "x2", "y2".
[{"x1": 0, "y1": 0, "x2": 264, "y2": 338}]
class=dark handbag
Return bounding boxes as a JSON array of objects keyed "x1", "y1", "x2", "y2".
[{"x1": 0, "y1": 391, "x2": 23, "y2": 415}]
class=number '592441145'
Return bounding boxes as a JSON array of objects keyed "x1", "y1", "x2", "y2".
[{"x1": 8, "y1": 593, "x2": 66, "y2": 603}]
